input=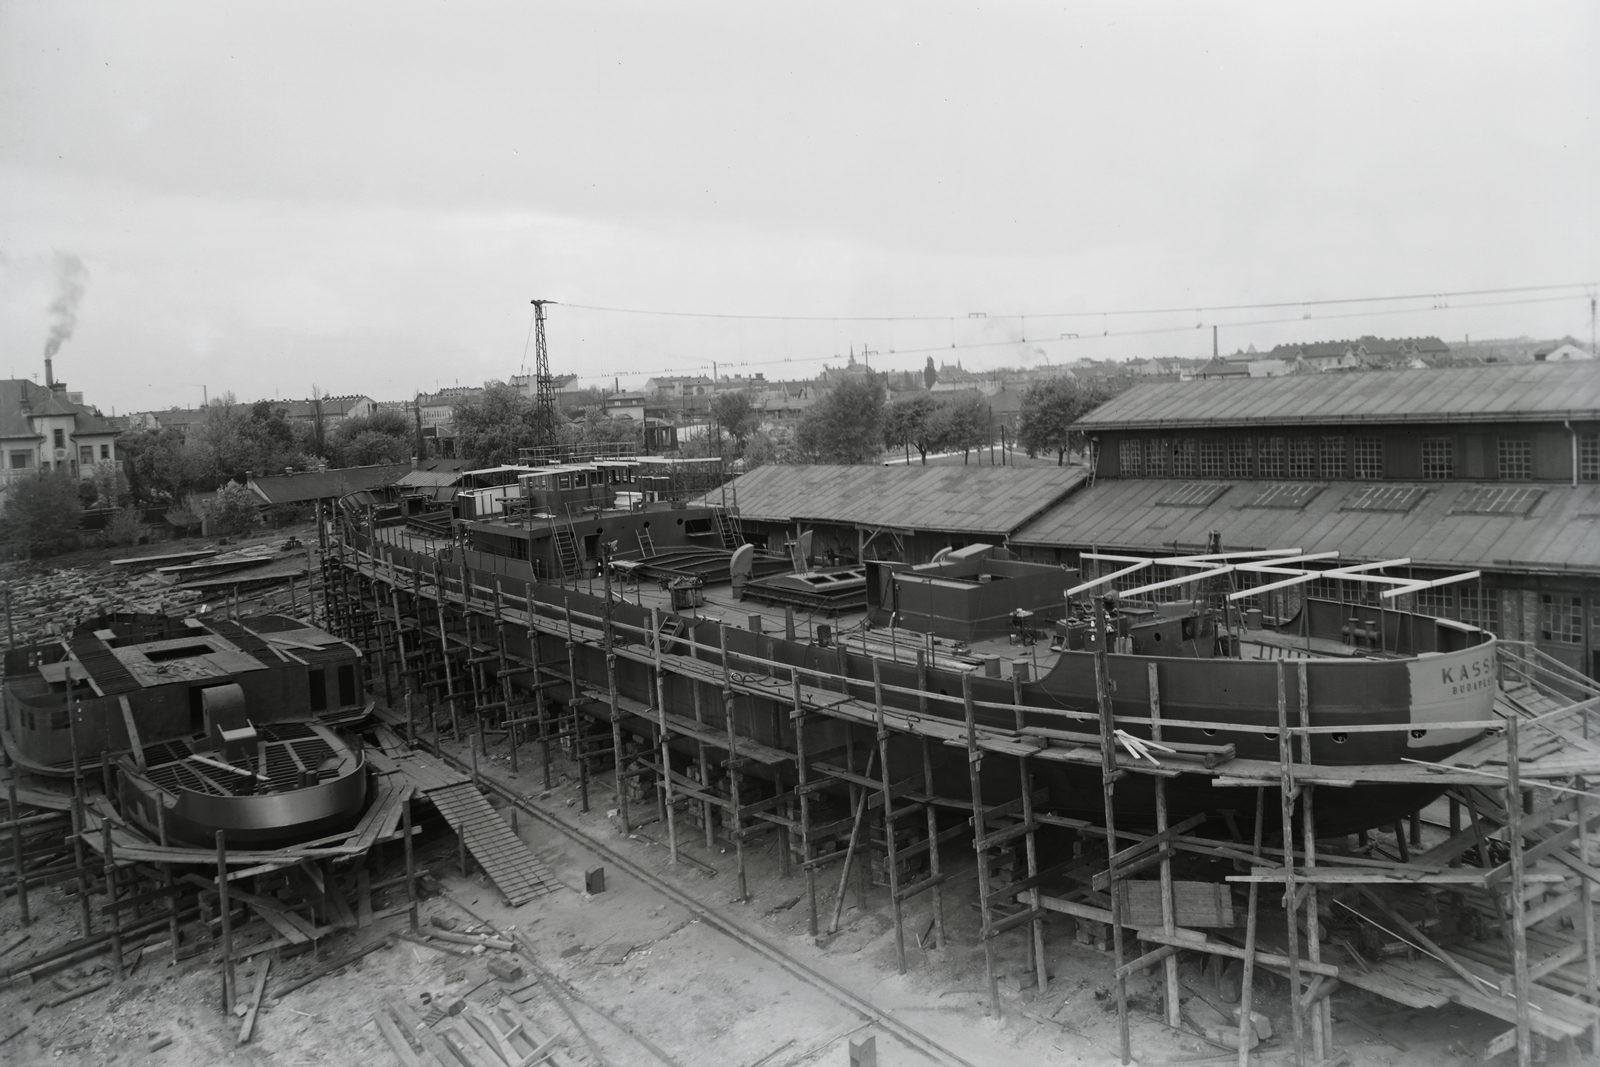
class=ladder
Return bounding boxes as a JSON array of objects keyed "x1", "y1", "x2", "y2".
[
  {"x1": 547, "y1": 515, "x2": 580, "y2": 582},
  {"x1": 637, "y1": 526, "x2": 657, "y2": 557},
  {"x1": 710, "y1": 504, "x2": 741, "y2": 550}
]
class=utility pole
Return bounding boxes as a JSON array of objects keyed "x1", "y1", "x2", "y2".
[{"x1": 530, "y1": 299, "x2": 557, "y2": 447}]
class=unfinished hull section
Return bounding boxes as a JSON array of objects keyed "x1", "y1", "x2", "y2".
[{"x1": 344, "y1": 526, "x2": 1498, "y2": 837}]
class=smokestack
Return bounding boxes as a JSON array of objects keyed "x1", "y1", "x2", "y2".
[{"x1": 44, "y1": 356, "x2": 53, "y2": 389}]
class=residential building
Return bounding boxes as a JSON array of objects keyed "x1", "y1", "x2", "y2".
[
  {"x1": 1535, "y1": 342, "x2": 1595, "y2": 362},
  {"x1": 416, "y1": 387, "x2": 484, "y2": 429},
  {"x1": 1, "y1": 378, "x2": 122, "y2": 508}
]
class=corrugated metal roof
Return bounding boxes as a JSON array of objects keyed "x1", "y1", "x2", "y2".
[
  {"x1": 713, "y1": 463, "x2": 1089, "y2": 536},
  {"x1": 1076, "y1": 362, "x2": 1600, "y2": 430},
  {"x1": 396, "y1": 468, "x2": 464, "y2": 488},
  {"x1": 1011, "y1": 477, "x2": 1600, "y2": 575},
  {"x1": 247, "y1": 463, "x2": 414, "y2": 505}
]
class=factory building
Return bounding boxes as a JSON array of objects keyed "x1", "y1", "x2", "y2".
[
  {"x1": 718, "y1": 462, "x2": 1087, "y2": 566},
  {"x1": 1007, "y1": 361, "x2": 1600, "y2": 679}
]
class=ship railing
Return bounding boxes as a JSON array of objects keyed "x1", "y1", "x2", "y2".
[
  {"x1": 347, "y1": 540, "x2": 1507, "y2": 747},
  {"x1": 1496, "y1": 640, "x2": 1600, "y2": 705}
]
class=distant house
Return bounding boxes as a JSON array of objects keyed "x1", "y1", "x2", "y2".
[
  {"x1": 416, "y1": 387, "x2": 484, "y2": 429},
  {"x1": 277, "y1": 394, "x2": 374, "y2": 428},
  {"x1": 1, "y1": 378, "x2": 123, "y2": 511},
  {"x1": 1535, "y1": 342, "x2": 1595, "y2": 362},
  {"x1": 1196, "y1": 356, "x2": 1251, "y2": 380},
  {"x1": 507, "y1": 373, "x2": 579, "y2": 397},
  {"x1": 644, "y1": 375, "x2": 715, "y2": 398},
  {"x1": 604, "y1": 393, "x2": 647, "y2": 421}
]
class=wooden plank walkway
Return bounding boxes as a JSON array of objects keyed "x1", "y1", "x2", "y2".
[{"x1": 423, "y1": 782, "x2": 561, "y2": 906}]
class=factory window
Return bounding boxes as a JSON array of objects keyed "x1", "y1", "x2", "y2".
[
  {"x1": 1497, "y1": 438, "x2": 1533, "y2": 481},
  {"x1": 1320, "y1": 437, "x2": 1346, "y2": 480},
  {"x1": 1421, "y1": 438, "x2": 1455, "y2": 480},
  {"x1": 1353, "y1": 437, "x2": 1384, "y2": 480},
  {"x1": 100, "y1": 444, "x2": 111, "y2": 460},
  {"x1": 8, "y1": 451, "x2": 32, "y2": 470},
  {"x1": 1459, "y1": 587, "x2": 1499, "y2": 634},
  {"x1": 1258, "y1": 437, "x2": 1284, "y2": 479},
  {"x1": 1118, "y1": 439, "x2": 1142, "y2": 477},
  {"x1": 1173, "y1": 440, "x2": 1197, "y2": 478},
  {"x1": 53, "y1": 429, "x2": 65, "y2": 449},
  {"x1": 1415, "y1": 587, "x2": 1453, "y2": 619},
  {"x1": 1227, "y1": 438, "x2": 1253, "y2": 479},
  {"x1": 1541, "y1": 595, "x2": 1583, "y2": 644},
  {"x1": 337, "y1": 664, "x2": 357, "y2": 706},
  {"x1": 78, "y1": 446, "x2": 93, "y2": 466},
  {"x1": 308, "y1": 668, "x2": 328, "y2": 712},
  {"x1": 1581, "y1": 433, "x2": 1599, "y2": 482},
  {"x1": 1146, "y1": 439, "x2": 1169, "y2": 477},
  {"x1": 1199, "y1": 440, "x2": 1225, "y2": 478},
  {"x1": 1288, "y1": 439, "x2": 1317, "y2": 479}
]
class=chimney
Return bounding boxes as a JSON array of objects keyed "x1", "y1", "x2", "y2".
[{"x1": 44, "y1": 356, "x2": 54, "y2": 389}]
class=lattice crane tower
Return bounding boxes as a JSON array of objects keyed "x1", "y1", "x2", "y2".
[{"x1": 530, "y1": 299, "x2": 557, "y2": 446}]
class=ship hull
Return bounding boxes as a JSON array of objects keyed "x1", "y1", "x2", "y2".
[{"x1": 371, "y1": 538, "x2": 1498, "y2": 837}]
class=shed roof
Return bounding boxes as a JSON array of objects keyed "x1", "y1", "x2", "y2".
[
  {"x1": 247, "y1": 463, "x2": 414, "y2": 505},
  {"x1": 1011, "y1": 477, "x2": 1600, "y2": 576},
  {"x1": 396, "y1": 467, "x2": 465, "y2": 488},
  {"x1": 713, "y1": 463, "x2": 1089, "y2": 536},
  {"x1": 1075, "y1": 362, "x2": 1600, "y2": 431}
]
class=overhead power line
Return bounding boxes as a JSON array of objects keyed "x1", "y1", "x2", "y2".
[
  {"x1": 553, "y1": 290, "x2": 1593, "y2": 383},
  {"x1": 557, "y1": 281, "x2": 1596, "y2": 325}
]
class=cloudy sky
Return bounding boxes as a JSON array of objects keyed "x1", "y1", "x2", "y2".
[{"x1": 2, "y1": 2, "x2": 1596, "y2": 415}]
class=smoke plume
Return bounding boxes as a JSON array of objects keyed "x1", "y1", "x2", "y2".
[{"x1": 44, "y1": 252, "x2": 89, "y2": 358}]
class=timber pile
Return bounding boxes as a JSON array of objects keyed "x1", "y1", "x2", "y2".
[
  {"x1": 2, "y1": 541, "x2": 316, "y2": 648},
  {"x1": 0, "y1": 562, "x2": 202, "y2": 646}
]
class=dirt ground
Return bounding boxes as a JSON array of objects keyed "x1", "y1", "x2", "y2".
[{"x1": 1, "y1": 719, "x2": 1531, "y2": 1067}]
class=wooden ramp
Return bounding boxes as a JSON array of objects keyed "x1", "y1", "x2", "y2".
[{"x1": 424, "y1": 781, "x2": 561, "y2": 906}]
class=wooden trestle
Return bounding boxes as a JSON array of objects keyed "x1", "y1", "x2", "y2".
[{"x1": 321, "y1": 527, "x2": 1600, "y2": 1067}]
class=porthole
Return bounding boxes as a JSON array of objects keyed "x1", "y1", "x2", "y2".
[
  {"x1": 1410, "y1": 729, "x2": 1427, "y2": 739},
  {"x1": 1264, "y1": 732, "x2": 1278, "y2": 741},
  {"x1": 676, "y1": 517, "x2": 684, "y2": 525},
  {"x1": 1202, "y1": 728, "x2": 1217, "y2": 737},
  {"x1": 1332, "y1": 733, "x2": 1348, "y2": 744},
  {"x1": 595, "y1": 526, "x2": 604, "y2": 534},
  {"x1": 643, "y1": 521, "x2": 651, "y2": 529},
  {"x1": 1152, "y1": 632, "x2": 1163, "y2": 643}
]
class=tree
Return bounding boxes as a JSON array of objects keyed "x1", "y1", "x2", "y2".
[
  {"x1": 206, "y1": 481, "x2": 260, "y2": 535},
  {"x1": 106, "y1": 507, "x2": 143, "y2": 547},
  {"x1": 930, "y1": 392, "x2": 991, "y2": 464},
  {"x1": 558, "y1": 409, "x2": 641, "y2": 451},
  {"x1": 330, "y1": 408, "x2": 414, "y2": 466},
  {"x1": 453, "y1": 381, "x2": 552, "y2": 468},
  {"x1": 795, "y1": 374, "x2": 886, "y2": 464},
  {"x1": 709, "y1": 391, "x2": 761, "y2": 455},
  {"x1": 341, "y1": 430, "x2": 412, "y2": 466},
  {"x1": 883, "y1": 393, "x2": 940, "y2": 464},
  {"x1": 118, "y1": 427, "x2": 196, "y2": 505},
  {"x1": 91, "y1": 459, "x2": 131, "y2": 508},
  {"x1": 1017, "y1": 378, "x2": 1112, "y2": 465},
  {"x1": 923, "y1": 357, "x2": 938, "y2": 390},
  {"x1": 0, "y1": 469, "x2": 84, "y2": 556}
]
